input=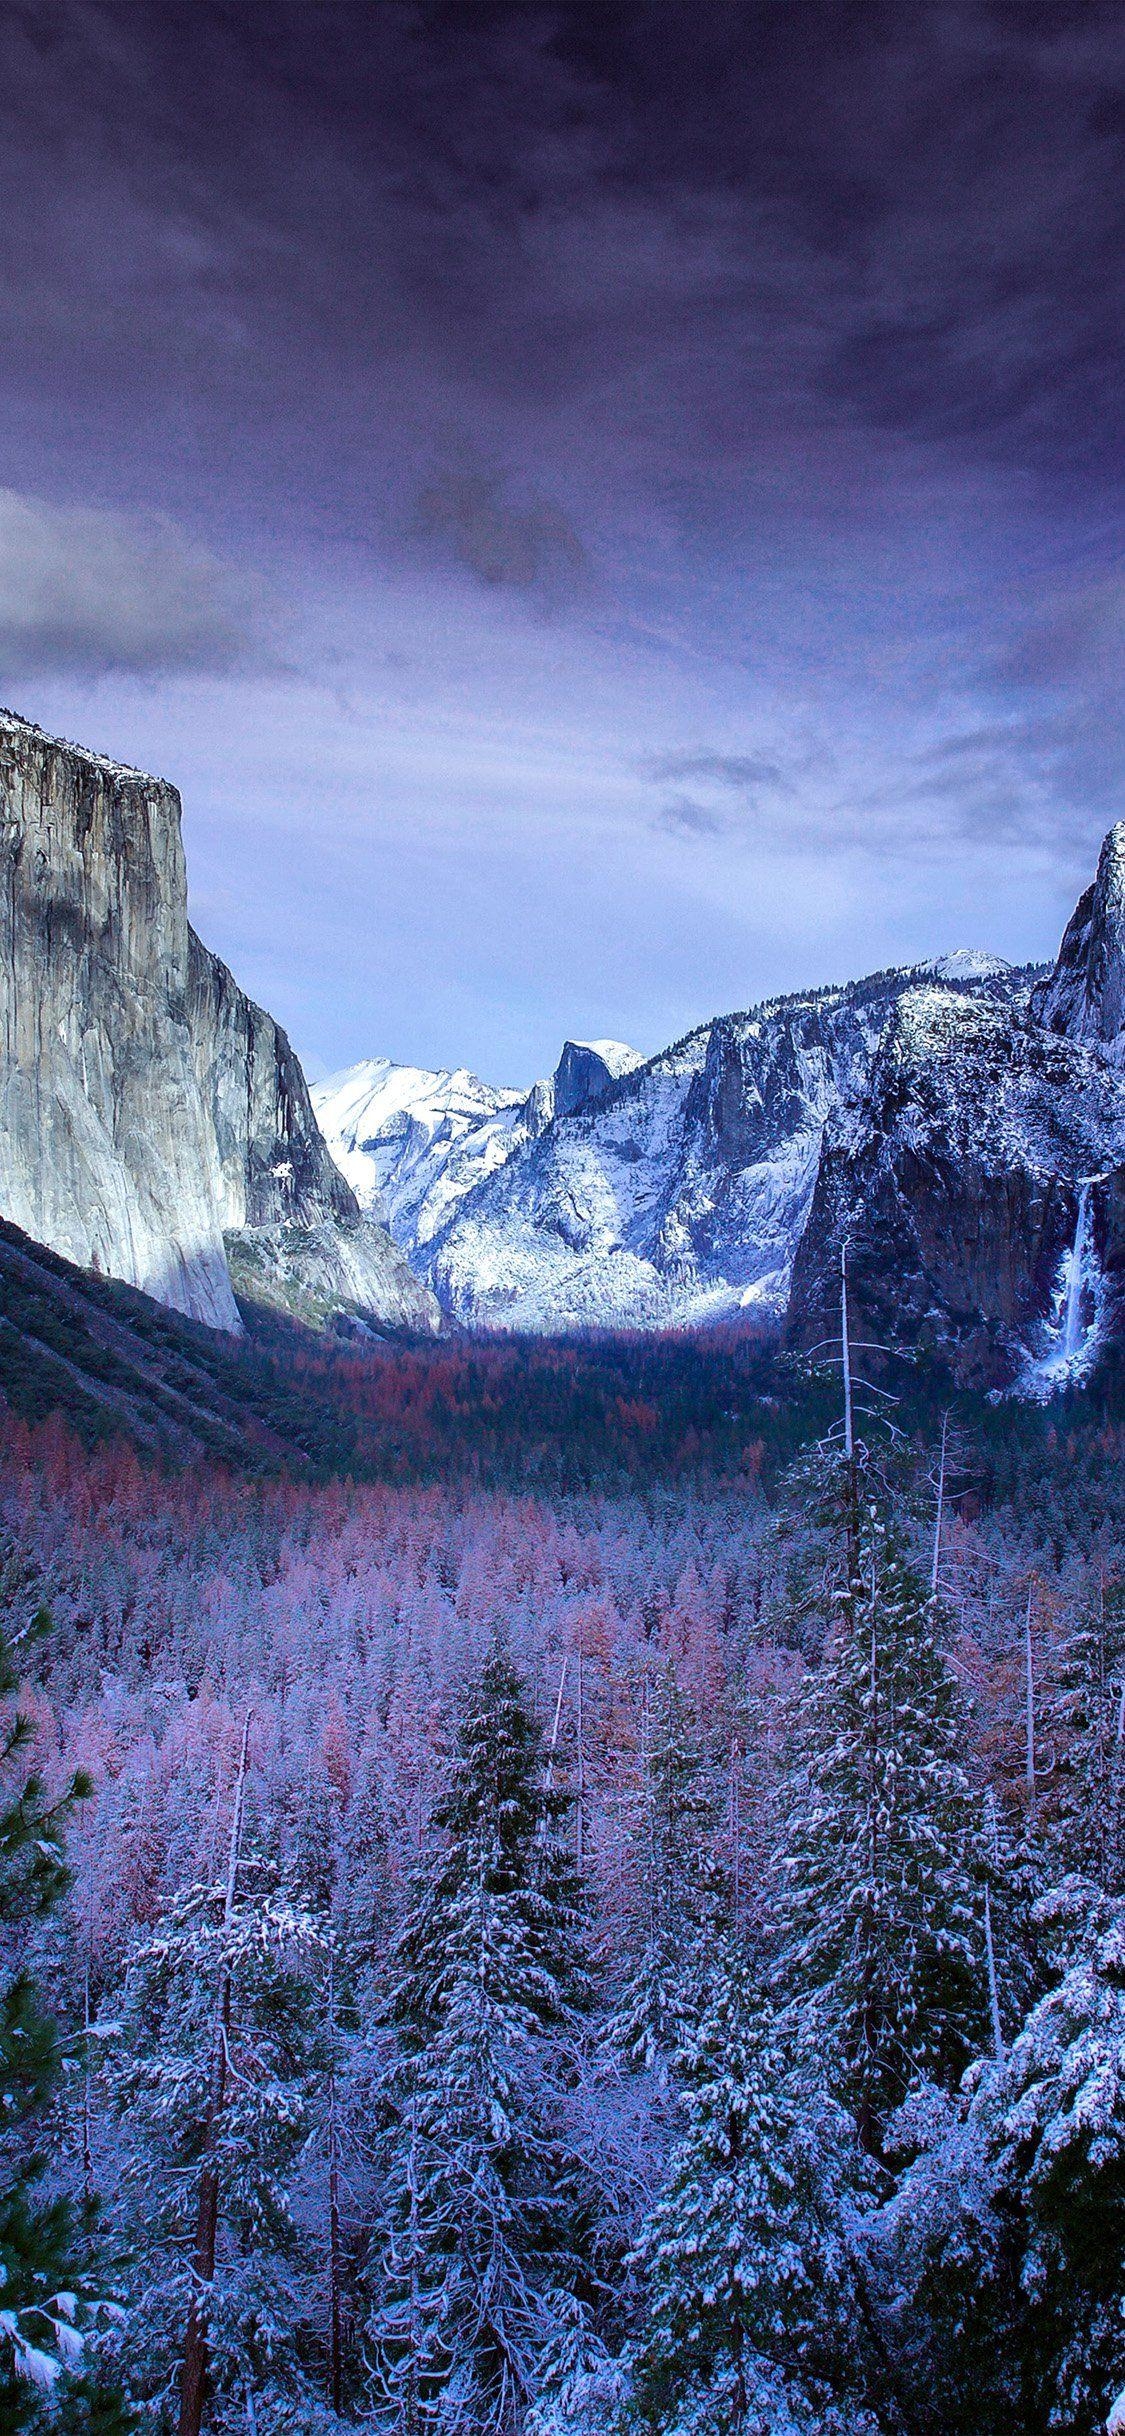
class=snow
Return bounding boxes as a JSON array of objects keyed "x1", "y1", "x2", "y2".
[
  {"x1": 0, "y1": 706, "x2": 156, "y2": 785},
  {"x1": 316, "y1": 878, "x2": 1123, "y2": 1370},
  {"x1": 315, "y1": 956, "x2": 1072, "y2": 1339},
  {"x1": 570, "y1": 1038, "x2": 645, "y2": 1076},
  {"x1": 1016, "y1": 1180, "x2": 1110, "y2": 1400},
  {"x1": 926, "y1": 948, "x2": 1013, "y2": 981},
  {"x1": 428, "y1": 970, "x2": 975, "y2": 1332},
  {"x1": 312, "y1": 1055, "x2": 530, "y2": 1244}
]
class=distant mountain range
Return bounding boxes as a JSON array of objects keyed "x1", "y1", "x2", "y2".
[
  {"x1": 4, "y1": 706, "x2": 1125, "y2": 1390},
  {"x1": 312, "y1": 848, "x2": 1125, "y2": 1386}
]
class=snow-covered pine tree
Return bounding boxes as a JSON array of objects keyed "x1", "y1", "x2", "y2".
[
  {"x1": 633, "y1": 1945, "x2": 878, "y2": 2436},
  {"x1": 0, "y1": 1596, "x2": 128, "y2": 2431},
  {"x1": 286, "y1": 1733, "x2": 392, "y2": 2422},
  {"x1": 613, "y1": 1663, "x2": 721, "y2": 2078},
  {"x1": 1047, "y1": 1576, "x2": 1125, "y2": 1891},
  {"x1": 776, "y1": 1451, "x2": 993, "y2": 2150},
  {"x1": 878, "y1": 1884, "x2": 1125, "y2": 2436},
  {"x1": 365, "y1": 1647, "x2": 599, "y2": 2435},
  {"x1": 102, "y1": 1722, "x2": 329, "y2": 2434}
]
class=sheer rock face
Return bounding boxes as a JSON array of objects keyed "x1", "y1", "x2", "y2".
[
  {"x1": 785, "y1": 986, "x2": 1125, "y2": 1385},
  {"x1": 1030, "y1": 823, "x2": 1125, "y2": 1059},
  {"x1": 552, "y1": 1038, "x2": 643, "y2": 1119},
  {"x1": 0, "y1": 710, "x2": 240, "y2": 1330},
  {"x1": 423, "y1": 972, "x2": 1007, "y2": 1332},
  {"x1": 785, "y1": 833, "x2": 1125, "y2": 1384},
  {"x1": 187, "y1": 930, "x2": 356, "y2": 1232},
  {"x1": 0, "y1": 711, "x2": 438, "y2": 1336}
]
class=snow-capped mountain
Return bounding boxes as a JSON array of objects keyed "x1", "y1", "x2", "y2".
[
  {"x1": 312, "y1": 1058, "x2": 530, "y2": 1246},
  {"x1": 312, "y1": 1038, "x2": 645, "y2": 1263},
  {"x1": 319, "y1": 962, "x2": 1052, "y2": 1343},
  {"x1": 789, "y1": 825, "x2": 1125, "y2": 1386},
  {"x1": 425, "y1": 962, "x2": 1036, "y2": 1334},
  {"x1": 787, "y1": 980, "x2": 1125, "y2": 1388},
  {"x1": 316, "y1": 821, "x2": 1125, "y2": 1386}
]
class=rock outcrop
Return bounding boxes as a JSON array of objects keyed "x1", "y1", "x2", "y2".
[
  {"x1": 421, "y1": 971, "x2": 1019, "y2": 1332},
  {"x1": 1030, "y1": 823, "x2": 1125, "y2": 1059},
  {"x1": 0, "y1": 710, "x2": 240, "y2": 1329},
  {"x1": 311, "y1": 1036, "x2": 644, "y2": 1280},
  {"x1": 786, "y1": 984, "x2": 1125, "y2": 1386},
  {"x1": 552, "y1": 1038, "x2": 644, "y2": 1119},
  {"x1": 0, "y1": 711, "x2": 438, "y2": 1336},
  {"x1": 188, "y1": 931, "x2": 359, "y2": 1233}
]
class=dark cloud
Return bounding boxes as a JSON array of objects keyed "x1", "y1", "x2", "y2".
[
  {"x1": 1, "y1": 1, "x2": 1122, "y2": 529},
  {"x1": 994, "y1": 577, "x2": 1125, "y2": 690},
  {"x1": 0, "y1": 0, "x2": 1122, "y2": 955},
  {"x1": 0, "y1": 489, "x2": 272, "y2": 681},
  {"x1": 410, "y1": 468, "x2": 588, "y2": 591},
  {"x1": 645, "y1": 745, "x2": 816, "y2": 842},
  {"x1": 647, "y1": 750, "x2": 793, "y2": 793},
  {"x1": 655, "y1": 794, "x2": 727, "y2": 837}
]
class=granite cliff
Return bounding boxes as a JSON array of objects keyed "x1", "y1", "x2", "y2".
[
  {"x1": 788, "y1": 842, "x2": 1125, "y2": 1387},
  {"x1": 0, "y1": 711, "x2": 438, "y2": 1336},
  {"x1": 342, "y1": 963, "x2": 1030, "y2": 1335}
]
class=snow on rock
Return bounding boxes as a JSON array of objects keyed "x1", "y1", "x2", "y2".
[
  {"x1": 788, "y1": 980, "x2": 1125, "y2": 1388},
  {"x1": 1031, "y1": 822, "x2": 1125, "y2": 1060},
  {"x1": 552, "y1": 1038, "x2": 644, "y2": 1117},
  {"x1": 927, "y1": 948, "x2": 1017, "y2": 982},
  {"x1": 426, "y1": 969, "x2": 1015, "y2": 1334},
  {"x1": 303, "y1": 822, "x2": 1125, "y2": 1375},
  {"x1": 312, "y1": 1036, "x2": 645, "y2": 1277},
  {"x1": 312, "y1": 1057, "x2": 532, "y2": 1246}
]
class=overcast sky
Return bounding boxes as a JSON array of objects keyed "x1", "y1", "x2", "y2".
[{"x1": 1, "y1": 0, "x2": 1123, "y2": 1083}]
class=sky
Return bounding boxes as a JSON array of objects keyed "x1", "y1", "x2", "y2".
[{"x1": 0, "y1": 0, "x2": 1123, "y2": 1086}]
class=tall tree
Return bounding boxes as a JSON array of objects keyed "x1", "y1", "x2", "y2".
[
  {"x1": 104, "y1": 1724, "x2": 328, "y2": 2434},
  {"x1": 614, "y1": 1664, "x2": 721, "y2": 2078},
  {"x1": 0, "y1": 1597, "x2": 127, "y2": 2430},
  {"x1": 633, "y1": 1945, "x2": 874, "y2": 2436},
  {"x1": 365, "y1": 1648, "x2": 599, "y2": 2435},
  {"x1": 777, "y1": 1453, "x2": 994, "y2": 2148},
  {"x1": 881, "y1": 1885, "x2": 1125, "y2": 2436},
  {"x1": 1048, "y1": 1577, "x2": 1125, "y2": 1890}
]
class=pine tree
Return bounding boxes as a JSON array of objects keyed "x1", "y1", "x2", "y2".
[
  {"x1": 883, "y1": 1886, "x2": 1125, "y2": 2436},
  {"x1": 1048, "y1": 1577, "x2": 1125, "y2": 1890},
  {"x1": 0, "y1": 1596, "x2": 95, "y2": 2422},
  {"x1": 614, "y1": 1664, "x2": 720, "y2": 2077},
  {"x1": 365, "y1": 1648, "x2": 599, "y2": 2434},
  {"x1": 103, "y1": 1723, "x2": 328, "y2": 2434},
  {"x1": 633, "y1": 1945, "x2": 877, "y2": 2436},
  {"x1": 777, "y1": 1453, "x2": 992, "y2": 2149}
]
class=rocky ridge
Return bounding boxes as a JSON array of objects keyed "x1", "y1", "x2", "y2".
[
  {"x1": 311, "y1": 1036, "x2": 645, "y2": 1272},
  {"x1": 317, "y1": 840, "x2": 1125, "y2": 1386},
  {"x1": 9, "y1": 699, "x2": 1125, "y2": 1389},
  {"x1": 322, "y1": 962, "x2": 1035, "y2": 1339},
  {"x1": 788, "y1": 829, "x2": 1125, "y2": 1385}
]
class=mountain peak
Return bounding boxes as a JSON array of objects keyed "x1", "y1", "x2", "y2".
[
  {"x1": 552, "y1": 1037, "x2": 643, "y2": 1118},
  {"x1": 1031, "y1": 822, "x2": 1125, "y2": 1059}
]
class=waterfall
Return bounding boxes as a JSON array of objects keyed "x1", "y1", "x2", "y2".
[
  {"x1": 1060, "y1": 1180, "x2": 1093, "y2": 1364},
  {"x1": 1017, "y1": 1176, "x2": 1106, "y2": 1398}
]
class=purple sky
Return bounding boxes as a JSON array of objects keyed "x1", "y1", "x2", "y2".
[{"x1": 1, "y1": 1, "x2": 1123, "y2": 1084}]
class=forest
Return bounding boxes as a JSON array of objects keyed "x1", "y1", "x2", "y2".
[{"x1": 4, "y1": 1334, "x2": 1125, "y2": 2434}]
